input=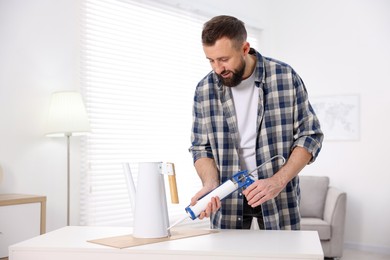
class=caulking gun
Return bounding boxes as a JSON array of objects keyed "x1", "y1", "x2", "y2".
[{"x1": 167, "y1": 155, "x2": 286, "y2": 230}]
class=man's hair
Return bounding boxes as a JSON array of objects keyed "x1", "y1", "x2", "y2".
[{"x1": 202, "y1": 15, "x2": 247, "y2": 49}]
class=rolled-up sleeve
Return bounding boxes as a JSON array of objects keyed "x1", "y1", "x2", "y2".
[
  {"x1": 189, "y1": 88, "x2": 214, "y2": 163},
  {"x1": 291, "y1": 72, "x2": 323, "y2": 163}
]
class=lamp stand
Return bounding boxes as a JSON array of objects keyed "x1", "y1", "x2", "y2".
[
  {"x1": 66, "y1": 133, "x2": 71, "y2": 226},
  {"x1": 45, "y1": 91, "x2": 90, "y2": 226}
]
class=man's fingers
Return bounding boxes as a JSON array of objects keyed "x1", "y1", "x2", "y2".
[
  {"x1": 190, "y1": 187, "x2": 210, "y2": 206},
  {"x1": 242, "y1": 182, "x2": 256, "y2": 196},
  {"x1": 248, "y1": 192, "x2": 267, "y2": 207},
  {"x1": 205, "y1": 202, "x2": 212, "y2": 217},
  {"x1": 215, "y1": 196, "x2": 221, "y2": 209},
  {"x1": 243, "y1": 181, "x2": 262, "y2": 199},
  {"x1": 195, "y1": 196, "x2": 221, "y2": 219}
]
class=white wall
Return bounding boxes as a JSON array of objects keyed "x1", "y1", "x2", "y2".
[
  {"x1": 256, "y1": 0, "x2": 390, "y2": 253},
  {"x1": 0, "y1": 0, "x2": 81, "y2": 230},
  {"x1": 1, "y1": 0, "x2": 389, "y2": 254}
]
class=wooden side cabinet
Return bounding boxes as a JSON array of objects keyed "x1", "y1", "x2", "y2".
[{"x1": 0, "y1": 194, "x2": 46, "y2": 259}]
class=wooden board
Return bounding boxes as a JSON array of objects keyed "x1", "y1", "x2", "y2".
[{"x1": 88, "y1": 229, "x2": 217, "y2": 249}]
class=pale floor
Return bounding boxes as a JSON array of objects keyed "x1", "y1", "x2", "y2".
[{"x1": 337, "y1": 248, "x2": 390, "y2": 260}]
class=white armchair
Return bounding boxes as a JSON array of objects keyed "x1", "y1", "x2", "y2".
[{"x1": 299, "y1": 176, "x2": 347, "y2": 259}]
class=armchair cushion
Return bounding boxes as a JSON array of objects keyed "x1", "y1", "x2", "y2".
[
  {"x1": 300, "y1": 176, "x2": 329, "y2": 218},
  {"x1": 300, "y1": 217, "x2": 331, "y2": 240}
]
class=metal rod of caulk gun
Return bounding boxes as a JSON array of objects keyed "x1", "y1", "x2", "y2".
[
  {"x1": 167, "y1": 155, "x2": 286, "y2": 231},
  {"x1": 248, "y1": 155, "x2": 286, "y2": 177},
  {"x1": 236, "y1": 155, "x2": 286, "y2": 182}
]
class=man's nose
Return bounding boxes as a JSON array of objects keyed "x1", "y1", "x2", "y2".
[{"x1": 213, "y1": 61, "x2": 225, "y2": 74}]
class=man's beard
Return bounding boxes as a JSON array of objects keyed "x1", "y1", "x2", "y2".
[{"x1": 216, "y1": 58, "x2": 246, "y2": 87}]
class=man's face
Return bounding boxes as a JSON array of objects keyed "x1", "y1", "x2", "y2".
[{"x1": 203, "y1": 37, "x2": 246, "y2": 87}]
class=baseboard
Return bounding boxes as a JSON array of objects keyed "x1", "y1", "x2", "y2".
[{"x1": 344, "y1": 241, "x2": 390, "y2": 255}]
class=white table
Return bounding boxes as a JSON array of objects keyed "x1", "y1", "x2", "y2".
[{"x1": 9, "y1": 226, "x2": 323, "y2": 260}]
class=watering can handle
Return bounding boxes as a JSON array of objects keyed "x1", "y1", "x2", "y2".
[{"x1": 166, "y1": 162, "x2": 179, "y2": 204}]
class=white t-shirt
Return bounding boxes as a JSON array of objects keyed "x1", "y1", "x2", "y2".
[{"x1": 231, "y1": 70, "x2": 259, "y2": 178}]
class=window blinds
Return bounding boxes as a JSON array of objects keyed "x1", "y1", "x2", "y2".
[{"x1": 80, "y1": 0, "x2": 260, "y2": 228}]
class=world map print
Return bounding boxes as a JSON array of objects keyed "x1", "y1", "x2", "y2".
[{"x1": 310, "y1": 95, "x2": 360, "y2": 141}]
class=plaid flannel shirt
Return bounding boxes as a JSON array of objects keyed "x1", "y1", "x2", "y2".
[{"x1": 190, "y1": 49, "x2": 323, "y2": 230}]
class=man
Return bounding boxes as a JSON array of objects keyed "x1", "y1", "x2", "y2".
[{"x1": 189, "y1": 15, "x2": 323, "y2": 230}]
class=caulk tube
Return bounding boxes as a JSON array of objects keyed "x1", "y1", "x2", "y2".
[{"x1": 185, "y1": 180, "x2": 238, "y2": 220}]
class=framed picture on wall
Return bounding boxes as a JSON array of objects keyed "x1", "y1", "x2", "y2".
[{"x1": 310, "y1": 94, "x2": 360, "y2": 141}]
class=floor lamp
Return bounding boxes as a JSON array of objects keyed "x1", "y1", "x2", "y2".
[{"x1": 45, "y1": 91, "x2": 90, "y2": 226}]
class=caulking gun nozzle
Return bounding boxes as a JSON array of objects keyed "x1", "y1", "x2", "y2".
[{"x1": 167, "y1": 215, "x2": 188, "y2": 231}]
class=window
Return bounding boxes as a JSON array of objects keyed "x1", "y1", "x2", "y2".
[{"x1": 80, "y1": 0, "x2": 261, "y2": 228}]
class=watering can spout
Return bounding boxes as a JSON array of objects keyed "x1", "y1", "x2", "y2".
[{"x1": 122, "y1": 163, "x2": 137, "y2": 212}]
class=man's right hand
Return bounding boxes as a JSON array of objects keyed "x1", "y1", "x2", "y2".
[
  {"x1": 190, "y1": 185, "x2": 221, "y2": 219},
  {"x1": 192, "y1": 157, "x2": 221, "y2": 219}
]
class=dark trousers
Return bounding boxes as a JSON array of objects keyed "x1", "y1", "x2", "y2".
[{"x1": 243, "y1": 197, "x2": 265, "y2": 229}]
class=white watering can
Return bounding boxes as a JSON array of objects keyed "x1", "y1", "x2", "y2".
[{"x1": 122, "y1": 162, "x2": 179, "y2": 238}]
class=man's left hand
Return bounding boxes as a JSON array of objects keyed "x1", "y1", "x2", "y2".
[{"x1": 242, "y1": 176, "x2": 285, "y2": 207}]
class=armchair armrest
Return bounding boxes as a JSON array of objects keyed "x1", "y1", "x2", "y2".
[
  {"x1": 323, "y1": 187, "x2": 347, "y2": 224},
  {"x1": 323, "y1": 186, "x2": 347, "y2": 257}
]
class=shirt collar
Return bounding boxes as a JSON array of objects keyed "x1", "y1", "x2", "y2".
[{"x1": 249, "y1": 48, "x2": 265, "y2": 88}]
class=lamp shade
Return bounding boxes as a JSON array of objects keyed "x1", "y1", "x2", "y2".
[{"x1": 45, "y1": 91, "x2": 90, "y2": 137}]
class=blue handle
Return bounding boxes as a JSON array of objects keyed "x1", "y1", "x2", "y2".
[{"x1": 232, "y1": 170, "x2": 254, "y2": 189}]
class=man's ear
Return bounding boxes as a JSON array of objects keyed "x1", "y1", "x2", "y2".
[{"x1": 242, "y1": 41, "x2": 250, "y2": 55}]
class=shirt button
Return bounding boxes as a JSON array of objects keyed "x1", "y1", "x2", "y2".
[
  {"x1": 238, "y1": 217, "x2": 241, "y2": 221},
  {"x1": 239, "y1": 193, "x2": 242, "y2": 197}
]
